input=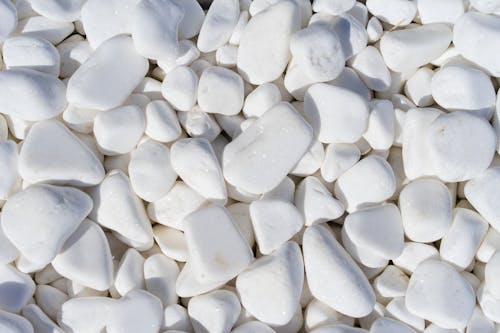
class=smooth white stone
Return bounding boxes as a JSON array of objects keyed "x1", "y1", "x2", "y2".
[
  {"x1": 0, "y1": 264, "x2": 35, "y2": 313},
  {"x1": 170, "y1": 138, "x2": 226, "y2": 203},
  {"x1": 477, "y1": 228, "x2": 500, "y2": 263},
  {"x1": 340, "y1": 225, "x2": 388, "y2": 268},
  {"x1": 198, "y1": 66, "x2": 244, "y2": 116},
  {"x1": 144, "y1": 253, "x2": 179, "y2": 306},
  {"x1": 309, "y1": 324, "x2": 367, "y2": 333},
  {"x1": 145, "y1": 100, "x2": 182, "y2": 143},
  {"x1": 283, "y1": 61, "x2": 319, "y2": 101},
  {"x1": 89, "y1": 170, "x2": 154, "y2": 250},
  {"x1": 1, "y1": 185, "x2": 91, "y2": 266},
  {"x1": 305, "y1": 83, "x2": 369, "y2": 144},
  {"x1": 80, "y1": 0, "x2": 138, "y2": 49},
  {"x1": 427, "y1": 111, "x2": 496, "y2": 182},
  {"x1": 147, "y1": 181, "x2": 207, "y2": 230},
  {"x1": 163, "y1": 304, "x2": 193, "y2": 332},
  {"x1": 371, "y1": 317, "x2": 415, "y2": 333},
  {"x1": 477, "y1": 283, "x2": 500, "y2": 323},
  {"x1": 237, "y1": 0, "x2": 300, "y2": 84},
  {"x1": 0, "y1": 141, "x2": 19, "y2": 201},
  {"x1": 329, "y1": 14, "x2": 367, "y2": 60},
  {"x1": 290, "y1": 23, "x2": 344, "y2": 82},
  {"x1": 57, "y1": 38, "x2": 92, "y2": 79},
  {"x1": 223, "y1": 102, "x2": 313, "y2": 194},
  {"x1": 432, "y1": 65, "x2": 495, "y2": 118},
  {"x1": 249, "y1": 200, "x2": 304, "y2": 255},
  {"x1": 366, "y1": 0, "x2": 416, "y2": 26},
  {"x1": 0, "y1": 220, "x2": 18, "y2": 265},
  {"x1": 406, "y1": 260, "x2": 475, "y2": 330},
  {"x1": 290, "y1": 139, "x2": 324, "y2": 177},
  {"x1": 227, "y1": 203, "x2": 255, "y2": 247},
  {"x1": 334, "y1": 156, "x2": 396, "y2": 212},
  {"x1": 229, "y1": 10, "x2": 249, "y2": 45},
  {"x1": 94, "y1": 105, "x2": 145, "y2": 155},
  {"x1": 295, "y1": 176, "x2": 344, "y2": 226},
  {"x1": 3, "y1": 36, "x2": 59, "y2": 76},
  {"x1": 417, "y1": 0, "x2": 464, "y2": 24},
  {"x1": 399, "y1": 178, "x2": 452, "y2": 242},
  {"x1": 19, "y1": 120, "x2": 104, "y2": 187},
  {"x1": 401, "y1": 107, "x2": 442, "y2": 180},
  {"x1": 62, "y1": 105, "x2": 98, "y2": 134},
  {"x1": 366, "y1": 16, "x2": 383, "y2": 42},
  {"x1": 243, "y1": 83, "x2": 282, "y2": 118},
  {"x1": 363, "y1": 99, "x2": 394, "y2": 150},
  {"x1": 153, "y1": 225, "x2": 188, "y2": 262},
  {"x1": 373, "y1": 265, "x2": 409, "y2": 298},
  {"x1": 175, "y1": 262, "x2": 225, "y2": 298},
  {"x1": 404, "y1": 67, "x2": 434, "y2": 107},
  {"x1": 348, "y1": 46, "x2": 390, "y2": 92},
  {"x1": 16, "y1": 16, "x2": 73, "y2": 44},
  {"x1": 26, "y1": 0, "x2": 84, "y2": 22},
  {"x1": 454, "y1": 12, "x2": 500, "y2": 76},
  {"x1": 465, "y1": 167, "x2": 500, "y2": 232},
  {"x1": 0, "y1": 310, "x2": 34, "y2": 333},
  {"x1": 233, "y1": 321, "x2": 276, "y2": 333},
  {"x1": 303, "y1": 224, "x2": 375, "y2": 317},
  {"x1": 467, "y1": 306, "x2": 494, "y2": 333},
  {"x1": 380, "y1": 24, "x2": 452, "y2": 73},
  {"x1": 114, "y1": 248, "x2": 145, "y2": 297},
  {"x1": 58, "y1": 297, "x2": 115, "y2": 333},
  {"x1": 188, "y1": 290, "x2": 241, "y2": 333},
  {"x1": 321, "y1": 143, "x2": 360, "y2": 182},
  {"x1": 312, "y1": 0, "x2": 355, "y2": 14},
  {"x1": 197, "y1": 0, "x2": 239, "y2": 53},
  {"x1": 0, "y1": 68, "x2": 66, "y2": 121},
  {"x1": 129, "y1": 140, "x2": 177, "y2": 202},
  {"x1": 171, "y1": 0, "x2": 204, "y2": 39},
  {"x1": 215, "y1": 44, "x2": 238, "y2": 67},
  {"x1": 131, "y1": 0, "x2": 183, "y2": 61},
  {"x1": 183, "y1": 205, "x2": 253, "y2": 283},
  {"x1": 344, "y1": 204, "x2": 404, "y2": 260},
  {"x1": 440, "y1": 208, "x2": 488, "y2": 270},
  {"x1": 162, "y1": 66, "x2": 197, "y2": 112},
  {"x1": 35, "y1": 285, "x2": 68, "y2": 321},
  {"x1": 108, "y1": 290, "x2": 163, "y2": 333},
  {"x1": 52, "y1": 219, "x2": 113, "y2": 291},
  {"x1": 385, "y1": 297, "x2": 425, "y2": 331},
  {"x1": 485, "y1": 251, "x2": 500, "y2": 299},
  {"x1": 423, "y1": 324, "x2": 459, "y2": 333},
  {"x1": 393, "y1": 242, "x2": 439, "y2": 274},
  {"x1": 0, "y1": 0, "x2": 17, "y2": 43},
  {"x1": 67, "y1": 35, "x2": 148, "y2": 110},
  {"x1": 237, "y1": 241, "x2": 304, "y2": 325},
  {"x1": 304, "y1": 298, "x2": 354, "y2": 331},
  {"x1": 22, "y1": 304, "x2": 64, "y2": 333}
]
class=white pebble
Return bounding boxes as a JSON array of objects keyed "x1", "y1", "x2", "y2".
[
  {"x1": 22, "y1": 304, "x2": 65, "y2": 333},
  {"x1": 236, "y1": 241, "x2": 303, "y2": 325},
  {"x1": 2, "y1": 185, "x2": 91, "y2": 267},
  {"x1": 197, "y1": 0, "x2": 240, "y2": 53},
  {"x1": 16, "y1": 16, "x2": 73, "y2": 44},
  {"x1": 19, "y1": 120, "x2": 104, "y2": 187},
  {"x1": 366, "y1": 0, "x2": 416, "y2": 26},
  {"x1": 366, "y1": 17, "x2": 383, "y2": 42},
  {"x1": 243, "y1": 83, "x2": 282, "y2": 118},
  {"x1": 145, "y1": 100, "x2": 182, "y2": 143},
  {"x1": 417, "y1": 0, "x2": 464, "y2": 24},
  {"x1": 371, "y1": 317, "x2": 416, "y2": 333},
  {"x1": 129, "y1": 140, "x2": 177, "y2": 202},
  {"x1": 348, "y1": 46, "x2": 391, "y2": 92},
  {"x1": 399, "y1": 178, "x2": 452, "y2": 242},
  {"x1": 304, "y1": 83, "x2": 369, "y2": 144},
  {"x1": 453, "y1": 12, "x2": 500, "y2": 76},
  {"x1": 144, "y1": 253, "x2": 179, "y2": 306},
  {"x1": 303, "y1": 224, "x2": 375, "y2": 317},
  {"x1": 0, "y1": 310, "x2": 33, "y2": 333},
  {"x1": 233, "y1": 321, "x2": 276, "y2": 333},
  {"x1": 431, "y1": 65, "x2": 496, "y2": 118},
  {"x1": 188, "y1": 290, "x2": 241, "y2": 333},
  {"x1": 406, "y1": 260, "x2": 475, "y2": 330},
  {"x1": 58, "y1": 296, "x2": 115, "y2": 333},
  {"x1": 330, "y1": 14, "x2": 367, "y2": 60},
  {"x1": 373, "y1": 265, "x2": 409, "y2": 298},
  {"x1": 0, "y1": 68, "x2": 66, "y2": 121},
  {"x1": 198, "y1": 66, "x2": 244, "y2": 116},
  {"x1": 93, "y1": 105, "x2": 145, "y2": 155},
  {"x1": 153, "y1": 225, "x2": 188, "y2": 262},
  {"x1": 89, "y1": 170, "x2": 153, "y2": 250},
  {"x1": 0, "y1": 264, "x2": 35, "y2": 313},
  {"x1": 334, "y1": 156, "x2": 396, "y2": 212},
  {"x1": 404, "y1": 67, "x2": 434, "y2": 107},
  {"x1": 131, "y1": 0, "x2": 183, "y2": 62},
  {"x1": 249, "y1": 200, "x2": 304, "y2": 255},
  {"x1": 26, "y1": 0, "x2": 84, "y2": 22},
  {"x1": 0, "y1": 0, "x2": 17, "y2": 43},
  {"x1": 393, "y1": 242, "x2": 439, "y2": 274},
  {"x1": 35, "y1": 285, "x2": 68, "y2": 321},
  {"x1": 0, "y1": 141, "x2": 19, "y2": 201},
  {"x1": 57, "y1": 38, "x2": 92, "y2": 79},
  {"x1": 67, "y1": 35, "x2": 149, "y2": 110},
  {"x1": 237, "y1": 0, "x2": 300, "y2": 84},
  {"x1": 183, "y1": 205, "x2": 253, "y2": 283},
  {"x1": 321, "y1": 143, "x2": 360, "y2": 182},
  {"x1": 163, "y1": 304, "x2": 193, "y2": 332},
  {"x1": 3, "y1": 36, "x2": 59, "y2": 76},
  {"x1": 380, "y1": 24, "x2": 452, "y2": 73},
  {"x1": 170, "y1": 138, "x2": 226, "y2": 203},
  {"x1": 312, "y1": 0, "x2": 355, "y2": 15},
  {"x1": 440, "y1": 208, "x2": 488, "y2": 270},
  {"x1": 223, "y1": 102, "x2": 312, "y2": 194},
  {"x1": 52, "y1": 219, "x2": 113, "y2": 291},
  {"x1": 363, "y1": 99, "x2": 395, "y2": 150},
  {"x1": 114, "y1": 248, "x2": 145, "y2": 296}
]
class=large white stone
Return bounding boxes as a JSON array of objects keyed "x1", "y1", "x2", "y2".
[
  {"x1": 0, "y1": 68, "x2": 66, "y2": 121},
  {"x1": 223, "y1": 102, "x2": 313, "y2": 194},
  {"x1": 237, "y1": 0, "x2": 301, "y2": 84},
  {"x1": 465, "y1": 167, "x2": 500, "y2": 232},
  {"x1": 0, "y1": 310, "x2": 34, "y2": 333},
  {"x1": 197, "y1": 0, "x2": 239, "y2": 53},
  {"x1": 19, "y1": 120, "x2": 104, "y2": 187},
  {"x1": 67, "y1": 35, "x2": 149, "y2": 110},
  {"x1": 198, "y1": 66, "x2": 244, "y2": 116},
  {"x1": 1, "y1": 185, "x2": 92, "y2": 266},
  {"x1": 58, "y1": 297, "x2": 116, "y2": 333},
  {"x1": 0, "y1": 264, "x2": 35, "y2": 313},
  {"x1": 188, "y1": 290, "x2": 241, "y2": 333},
  {"x1": 303, "y1": 224, "x2": 375, "y2": 317}
]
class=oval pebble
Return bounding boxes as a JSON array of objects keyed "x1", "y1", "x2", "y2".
[{"x1": 0, "y1": 0, "x2": 17, "y2": 43}]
